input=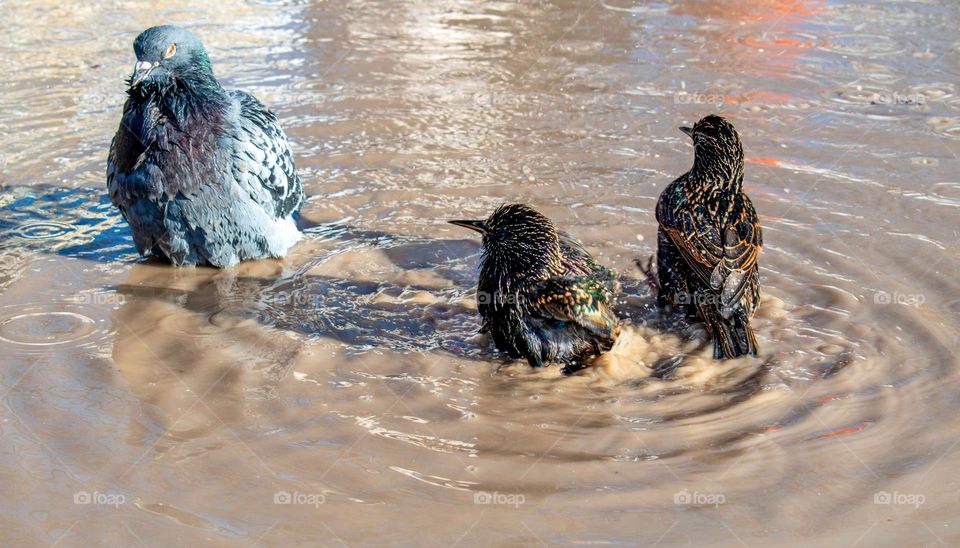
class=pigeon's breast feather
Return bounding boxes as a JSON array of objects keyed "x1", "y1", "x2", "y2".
[{"x1": 112, "y1": 94, "x2": 227, "y2": 199}]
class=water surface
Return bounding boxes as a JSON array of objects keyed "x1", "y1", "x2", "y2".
[{"x1": 1, "y1": 0, "x2": 959, "y2": 545}]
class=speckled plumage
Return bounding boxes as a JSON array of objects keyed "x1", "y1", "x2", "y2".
[
  {"x1": 651, "y1": 115, "x2": 762, "y2": 359},
  {"x1": 107, "y1": 26, "x2": 303, "y2": 267},
  {"x1": 451, "y1": 204, "x2": 620, "y2": 370}
]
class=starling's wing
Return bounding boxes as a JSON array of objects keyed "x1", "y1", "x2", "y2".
[
  {"x1": 527, "y1": 277, "x2": 619, "y2": 339},
  {"x1": 228, "y1": 90, "x2": 304, "y2": 220},
  {"x1": 719, "y1": 196, "x2": 762, "y2": 305},
  {"x1": 661, "y1": 212, "x2": 718, "y2": 286},
  {"x1": 558, "y1": 230, "x2": 591, "y2": 266},
  {"x1": 558, "y1": 231, "x2": 621, "y2": 295},
  {"x1": 663, "y1": 198, "x2": 761, "y2": 308}
]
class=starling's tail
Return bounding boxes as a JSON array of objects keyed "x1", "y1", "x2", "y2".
[{"x1": 699, "y1": 304, "x2": 758, "y2": 359}]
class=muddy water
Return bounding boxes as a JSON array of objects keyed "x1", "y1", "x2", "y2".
[{"x1": 1, "y1": 0, "x2": 960, "y2": 545}]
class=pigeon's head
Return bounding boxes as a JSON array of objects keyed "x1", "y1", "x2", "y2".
[
  {"x1": 129, "y1": 26, "x2": 216, "y2": 92},
  {"x1": 450, "y1": 203, "x2": 563, "y2": 286},
  {"x1": 681, "y1": 114, "x2": 744, "y2": 166}
]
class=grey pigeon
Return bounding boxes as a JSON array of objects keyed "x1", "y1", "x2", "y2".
[{"x1": 107, "y1": 25, "x2": 304, "y2": 267}]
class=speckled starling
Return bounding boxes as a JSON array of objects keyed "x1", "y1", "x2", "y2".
[
  {"x1": 107, "y1": 26, "x2": 303, "y2": 267},
  {"x1": 647, "y1": 115, "x2": 762, "y2": 359},
  {"x1": 450, "y1": 204, "x2": 620, "y2": 370}
]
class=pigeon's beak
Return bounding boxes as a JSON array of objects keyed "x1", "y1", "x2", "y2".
[
  {"x1": 129, "y1": 61, "x2": 156, "y2": 89},
  {"x1": 679, "y1": 126, "x2": 694, "y2": 138},
  {"x1": 448, "y1": 220, "x2": 486, "y2": 234}
]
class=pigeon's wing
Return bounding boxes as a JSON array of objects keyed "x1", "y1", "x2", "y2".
[
  {"x1": 106, "y1": 100, "x2": 168, "y2": 255},
  {"x1": 106, "y1": 137, "x2": 123, "y2": 214},
  {"x1": 526, "y1": 277, "x2": 619, "y2": 339},
  {"x1": 107, "y1": 98, "x2": 157, "y2": 209},
  {"x1": 662, "y1": 197, "x2": 762, "y2": 307},
  {"x1": 228, "y1": 90, "x2": 304, "y2": 219}
]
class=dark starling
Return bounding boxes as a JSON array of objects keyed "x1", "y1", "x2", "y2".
[
  {"x1": 450, "y1": 204, "x2": 620, "y2": 370},
  {"x1": 645, "y1": 115, "x2": 762, "y2": 359},
  {"x1": 107, "y1": 26, "x2": 304, "y2": 267}
]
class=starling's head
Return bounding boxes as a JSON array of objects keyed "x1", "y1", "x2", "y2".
[
  {"x1": 128, "y1": 26, "x2": 216, "y2": 93},
  {"x1": 681, "y1": 114, "x2": 744, "y2": 167},
  {"x1": 450, "y1": 204, "x2": 563, "y2": 285}
]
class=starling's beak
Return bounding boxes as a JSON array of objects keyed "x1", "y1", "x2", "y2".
[
  {"x1": 129, "y1": 61, "x2": 156, "y2": 89},
  {"x1": 679, "y1": 126, "x2": 694, "y2": 138},
  {"x1": 448, "y1": 220, "x2": 486, "y2": 234}
]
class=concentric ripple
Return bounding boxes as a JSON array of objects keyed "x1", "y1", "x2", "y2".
[
  {"x1": 0, "y1": 304, "x2": 114, "y2": 353},
  {"x1": 13, "y1": 221, "x2": 74, "y2": 240},
  {"x1": 821, "y1": 33, "x2": 905, "y2": 57},
  {"x1": 0, "y1": 311, "x2": 96, "y2": 346}
]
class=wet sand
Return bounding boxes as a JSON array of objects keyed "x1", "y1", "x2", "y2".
[{"x1": 1, "y1": 0, "x2": 960, "y2": 546}]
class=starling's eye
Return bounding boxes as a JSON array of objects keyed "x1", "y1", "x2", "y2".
[{"x1": 163, "y1": 43, "x2": 177, "y2": 60}]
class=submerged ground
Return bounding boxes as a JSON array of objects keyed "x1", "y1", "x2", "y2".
[{"x1": 1, "y1": 0, "x2": 959, "y2": 545}]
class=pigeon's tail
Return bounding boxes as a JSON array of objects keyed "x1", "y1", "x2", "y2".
[{"x1": 699, "y1": 304, "x2": 758, "y2": 360}]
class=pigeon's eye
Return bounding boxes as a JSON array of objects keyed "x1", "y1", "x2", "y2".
[{"x1": 163, "y1": 43, "x2": 177, "y2": 60}]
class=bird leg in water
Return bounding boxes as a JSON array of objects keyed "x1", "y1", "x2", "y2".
[{"x1": 636, "y1": 256, "x2": 660, "y2": 298}]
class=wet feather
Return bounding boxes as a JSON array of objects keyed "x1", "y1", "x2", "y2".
[
  {"x1": 107, "y1": 25, "x2": 303, "y2": 267},
  {"x1": 651, "y1": 115, "x2": 762, "y2": 359},
  {"x1": 451, "y1": 204, "x2": 620, "y2": 371}
]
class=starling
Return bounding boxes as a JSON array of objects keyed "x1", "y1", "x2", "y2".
[
  {"x1": 450, "y1": 204, "x2": 620, "y2": 370},
  {"x1": 107, "y1": 26, "x2": 304, "y2": 267},
  {"x1": 646, "y1": 115, "x2": 762, "y2": 359}
]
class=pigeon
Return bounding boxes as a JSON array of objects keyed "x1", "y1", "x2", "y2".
[
  {"x1": 450, "y1": 204, "x2": 620, "y2": 371},
  {"x1": 107, "y1": 25, "x2": 304, "y2": 267},
  {"x1": 645, "y1": 114, "x2": 762, "y2": 359}
]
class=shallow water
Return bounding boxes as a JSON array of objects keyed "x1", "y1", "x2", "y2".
[{"x1": 1, "y1": 0, "x2": 960, "y2": 545}]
